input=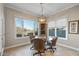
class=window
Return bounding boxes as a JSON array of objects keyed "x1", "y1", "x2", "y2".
[
  {"x1": 48, "y1": 18, "x2": 68, "y2": 40},
  {"x1": 56, "y1": 27, "x2": 66, "y2": 38},
  {"x1": 16, "y1": 18, "x2": 23, "y2": 37},
  {"x1": 15, "y1": 17, "x2": 38, "y2": 38},
  {"x1": 49, "y1": 28, "x2": 55, "y2": 36},
  {"x1": 34, "y1": 21, "x2": 38, "y2": 35}
]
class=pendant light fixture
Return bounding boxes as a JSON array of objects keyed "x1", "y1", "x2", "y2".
[{"x1": 39, "y1": 3, "x2": 46, "y2": 22}]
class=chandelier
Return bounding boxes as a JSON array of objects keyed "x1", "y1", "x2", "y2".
[{"x1": 39, "y1": 3, "x2": 46, "y2": 22}]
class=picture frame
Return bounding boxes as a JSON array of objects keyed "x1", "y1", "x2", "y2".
[{"x1": 68, "y1": 20, "x2": 79, "y2": 34}]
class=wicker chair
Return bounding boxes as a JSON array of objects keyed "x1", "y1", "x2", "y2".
[
  {"x1": 33, "y1": 38, "x2": 45, "y2": 56},
  {"x1": 47, "y1": 37, "x2": 58, "y2": 52}
]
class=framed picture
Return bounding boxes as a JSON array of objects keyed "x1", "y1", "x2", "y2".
[{"x1": 69, "y1": 20, "x2": 79, "y2": 34}]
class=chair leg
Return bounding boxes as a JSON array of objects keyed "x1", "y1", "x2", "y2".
[
  {"x1": 33, "y1": 52, "x2": 39, "y2": 56},
  {"x1": 33, "y1": 51, "x2": 45, "y2": 56},
  {"x1": 47, "y1": 46, "x2": 52, "y2": 50},
  {"x1": 44, "y1": 48, "x2": 47, "y2": 51},
  {"x1": 30, "y1": 46, "x2": 34, "y2": 50},
  {"x1": 39, "y1": 52, "x2": 42, "y2": 56},
  {"x1": 52, "y1": 48, "x2": 56, "y2": 53}
]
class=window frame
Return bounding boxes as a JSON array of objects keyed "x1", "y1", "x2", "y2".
[
  {"x1": 15, "y1": 17, "x2": 24, "y2": 39},
  {"x1": 55, "y1": 27, "x2": 68, "y2": 40},
  {"x1": 48, "y1": 27, "x2": 56, "y2": 36},
  {"x1": 15, "y1": 17, "x2": 38, "y2": 39},
  {"x1": 48, "y1": 18, "x2": 68, "y2": 40}
]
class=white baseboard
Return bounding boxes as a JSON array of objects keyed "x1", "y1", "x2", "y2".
[
  {"x1": 4, "y1": 42, "x2": 79, "y2": 52},
  {"x1": 4, "y1": 41, "x2": 30, "y2": 50},
  {"x1": 57, "y1": 43, "x2": 79, "y2": 52}
]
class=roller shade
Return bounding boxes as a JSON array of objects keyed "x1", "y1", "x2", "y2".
[
  {"x1": 48, "y1": 19, "x2": 67, "y2": 28},
  {"x1": 48, "y1": 21, "x2": 56, "y2": 28},
  {"x1": 56, "y1": 19, "x2": 67, "y2": 28}
]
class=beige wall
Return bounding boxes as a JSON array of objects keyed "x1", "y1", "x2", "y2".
[
  {"x1": 48, "y1": 5, "x2": 79, "y2": 49},
  {"x1": 4, "y1": 7, "x2": 37, "y2": 48}
]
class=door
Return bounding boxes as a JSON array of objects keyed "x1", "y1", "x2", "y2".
[
  {"x1": 0, "y1": 21, "x2": 4, "y2": 56},
  {"x1": 0, "y1": 17, "x2": 2, "y2": 56},
  {"x1": 0, "y1": 4, "x2": 2, "y2": 35},
  {"x1": 0, "y1": 36, "x2": 2, "y2": 56},
  {"x1": 0, "y1": 4, "x2": 4, "y2": 56}
]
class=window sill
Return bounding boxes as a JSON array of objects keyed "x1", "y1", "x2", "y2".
[
  {"x1": 16, "y1": 36, "x2": 29, "y2": 40},
  {"x1": 58, "y1": 37, "x2": 67, "y2": 40}
]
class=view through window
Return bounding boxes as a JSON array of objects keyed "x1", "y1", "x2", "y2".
[
  {"x1": 15, "y1": 17, "x2": 38, "y2": 38},
  {"x1": 48, "y1": 18, "x2": 68, "y2": 40}
]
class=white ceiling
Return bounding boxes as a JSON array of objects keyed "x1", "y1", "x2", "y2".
[{"x1": 5, "y1": 3, "x2": 79, "y2": 17}]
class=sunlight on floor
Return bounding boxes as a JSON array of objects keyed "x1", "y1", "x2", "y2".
[{"x1": 4, "y1": 44, "x2": 79, "y2": 56}]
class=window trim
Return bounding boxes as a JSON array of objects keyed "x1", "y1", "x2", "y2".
[
  {"x1": 48, "y1": 18, "x2": 68, "y2": 40},
  {"x1": 15, "y1": 17, "x2": 38, "y2": 39},
  {"x1": 15, "y1": 17, "x2": 24, "y2": 39},
  {"x1": 48, "y1": 27, "x2": 55, "y2": 36},
  {"x1": 55, "y1": 27, "x2": 68, "y2": 40}
]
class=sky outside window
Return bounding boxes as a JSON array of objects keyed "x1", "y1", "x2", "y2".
[{"x1": 16, "y1": 17, "x2": 36, "y2": 30}]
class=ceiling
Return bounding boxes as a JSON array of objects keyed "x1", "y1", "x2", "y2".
[{"x1": 5, "y1": 3, "x2": 79, "y2": 17}]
